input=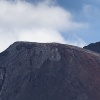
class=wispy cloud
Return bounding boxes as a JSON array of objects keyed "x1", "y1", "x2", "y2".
[
  {"x1": 0, "y1": 0, "x2": 87, "y2": 52},
  {"x1": 83, "y1": 4, "x2": 99, "y2": 16}
]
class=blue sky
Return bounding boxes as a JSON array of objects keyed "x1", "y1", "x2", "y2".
[
  {"x1": 0, "y1": 0, "x2": 100, "y2": 52},
  {"x1": 58, "y1": 0, "x2": 100, "y2": 43}
]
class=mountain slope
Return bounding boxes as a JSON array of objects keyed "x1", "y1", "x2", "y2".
[
  {"x1": 0, "y1": 42, "x2": 100, "y2": 100},
  {"x1": 84, "y1": 41, "x2": 100, "y2": 53}
]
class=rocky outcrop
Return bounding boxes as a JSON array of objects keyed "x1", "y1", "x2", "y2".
[{"x1": 0, "y1": 41, "x2": 100, "y2": 100}]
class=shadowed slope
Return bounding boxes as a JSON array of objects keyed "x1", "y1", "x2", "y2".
[
  {"x1": 84, "y1": 41, "x2": 100, "y2": 53},
  {"x1": 0, "y1": 42, "x2": 100, "y2": 100}
]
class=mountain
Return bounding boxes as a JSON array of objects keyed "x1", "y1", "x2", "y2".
[
  {"x1": 0, "y1": 41, "x2": 100, "y2": 100},
  {"x1": 84, "y1": 41, "x2": 100, "y2": 53}
]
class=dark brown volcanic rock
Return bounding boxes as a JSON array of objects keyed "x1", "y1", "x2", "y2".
[
  {"x1": 0, "y1": 42, "x2": 100, "y2": 100},
  {"x1": 84, "y1": 41, "x2": 100, "y2": 53}
]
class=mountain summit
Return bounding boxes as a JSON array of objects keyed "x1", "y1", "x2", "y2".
[
  {"x1": 0, "y1": 42, "x2": 100, "y2": 100},
  {"x1": 84, "y1": 41, "x2": 100, "y2": 53}
]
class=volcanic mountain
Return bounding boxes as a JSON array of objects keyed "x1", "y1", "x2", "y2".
[
  {"x1": 84, "y1": 41, "x2": 100, "y2": 53},
  {"x1": 0, "y1": 42, "x2": 100, "y2": 100}
]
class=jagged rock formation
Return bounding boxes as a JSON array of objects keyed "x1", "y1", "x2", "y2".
[
  {"x1": 0, "y1": 41, "x2": 100, "y2": 100},
  {"x1": 84, "y1": 41, "x2": 100, "y2": 53}
]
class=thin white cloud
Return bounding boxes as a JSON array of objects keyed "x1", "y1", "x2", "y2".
[
  {"x1": 18, "y1": 29, "x2": 66, "y2": 43},
  {"x1": 83, "y1": 4, "x2": 99, "y2": 17},
  {"x1": 66, "y1": 35, "x2": 86, "y2": 47},
  {"x1": 0, "y1": 0, "x2": 87, "y2": 52}
]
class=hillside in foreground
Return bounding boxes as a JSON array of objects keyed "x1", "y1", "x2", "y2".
[{"x1": 0, "y1": 41, "x2": 100, "y2": 100}]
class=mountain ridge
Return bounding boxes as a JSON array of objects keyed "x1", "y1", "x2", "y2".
[{"x1": 84, "y1": 41, "x2": 100, "y2": 53}]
